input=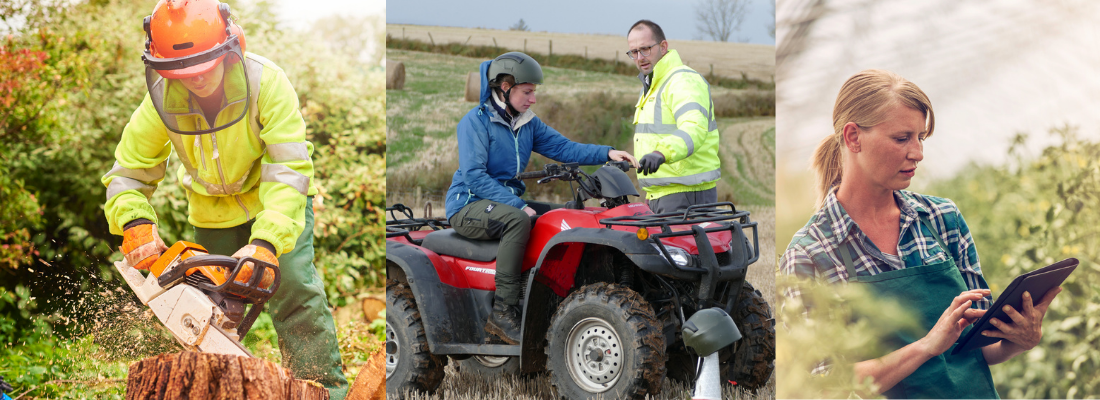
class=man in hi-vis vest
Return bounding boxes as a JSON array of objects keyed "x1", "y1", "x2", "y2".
[
  {"x1": 100, "y1": 0, "x2": 347, "y2": 398},
  {"x1": 627, "y1": 19, "x2": 722, "y2": 213}
]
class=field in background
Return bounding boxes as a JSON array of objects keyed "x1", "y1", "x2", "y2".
[
  {"x1": 389, "y1": 24, "x2": 776, "y2": 82},
  {"x1": 386, "y1": 49, "x2": 775, "y2": 209}
]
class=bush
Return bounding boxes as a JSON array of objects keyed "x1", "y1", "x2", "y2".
[{"x1": 927, "y1": 126, "x2": 1100, "y2": 398}]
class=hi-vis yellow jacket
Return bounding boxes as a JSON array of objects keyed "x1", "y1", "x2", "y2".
[
  {"x1": 632, "y1": 49, "x2": 721, "y2": 200},
  {"x1": 102, "y1": 53, "x2": 317, "y2": 256}
]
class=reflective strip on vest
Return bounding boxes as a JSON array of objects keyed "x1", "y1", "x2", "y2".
[
  {"x1": 261, "y1": 164, "x2": 310, "y2": 195},
  {"x1": 104, "y1": 161, "x2": 167, "y2": 200},
  {"x1": 267, "y1": 142, "x2": 310, "y2": 162},
  {"x1": 635, "y1": 69, "x2": 718, "y2": 158},
  {"x1": 155, "y1": 56, "x2": 267, "y2": 196},
  {"x1": 638, "y1": 168, "x2": 722, "y2": 188}
]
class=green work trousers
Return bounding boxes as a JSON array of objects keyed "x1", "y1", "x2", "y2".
[
  {"x1": 449, "y1": 199, "x2": 532, "y2": 306},
  {"x1": 194, "y1": 196, "x2": 348, "y2": 400}
]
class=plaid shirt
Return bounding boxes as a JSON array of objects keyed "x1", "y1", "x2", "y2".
[{"x1": 781, "y1": 189, "x2": 992, "y2": 310}]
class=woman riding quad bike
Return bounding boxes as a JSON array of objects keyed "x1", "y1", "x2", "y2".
[{"x1": 444, "y1": 52, "x2": 638, "y2": 345}]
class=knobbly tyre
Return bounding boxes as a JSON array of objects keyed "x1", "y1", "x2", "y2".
[{"x1": 385, "y1": 161, "x2": 775, "y2": 399}]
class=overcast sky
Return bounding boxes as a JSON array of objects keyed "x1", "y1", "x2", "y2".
[{"x1": 387, "y1": 0, "x2": 776, "y2": 45}]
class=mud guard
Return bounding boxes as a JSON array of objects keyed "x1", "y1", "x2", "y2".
[{"x1": 387, "y1": 241, "x2": 512, "y2": 355}]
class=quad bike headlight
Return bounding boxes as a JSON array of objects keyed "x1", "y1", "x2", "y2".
[{"x1": 652, "y1": 243, "x2": 692, "y2": 267}]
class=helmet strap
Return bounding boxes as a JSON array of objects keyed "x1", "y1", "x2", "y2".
[{"x1": 502, "y1": 87, "x2": 519, "y2": 116}]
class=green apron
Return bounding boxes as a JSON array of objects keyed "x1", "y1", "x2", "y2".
[
  {"x1": 840, "y1": 215, "x2": 998, "y2": 399},
  {"x1": 194, "y1": 197, "x2": 348, "y2": 400}
]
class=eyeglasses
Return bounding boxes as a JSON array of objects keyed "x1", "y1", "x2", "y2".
[{"x1": 626, "y1": 43, "x2": 660, "y2": 60}]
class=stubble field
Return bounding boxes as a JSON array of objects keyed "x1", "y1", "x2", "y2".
[{"x1": 388, "y1": 24, "x2": 776, "y2": 82}]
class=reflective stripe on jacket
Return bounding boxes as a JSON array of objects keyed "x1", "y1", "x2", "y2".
[
  {"x1": 102, "y1": 53, "x2": 316, "y2": 256},
  {"x1": 632, "y1": 49, "x2": 721, "y2": 200}
]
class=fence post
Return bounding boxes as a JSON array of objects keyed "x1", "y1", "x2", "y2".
[
  {"x1": 428, "y1": 32, "x2": 434, "y2": 46},
  {"x1": 493, "y1": 37, "x2": 498, "y2": 48},
  {"x1": 585, "y1": 46, "x2": 588, "y2": 60},
  {"x1": 549, "y1": 40, "x2": 553, "y2": 65},
  {"x1": 465, "y1": 35, "x2": 471, "y2": 45},
  {"x1": 524, "y1": 38, "x2": 527, "y2": 53}
]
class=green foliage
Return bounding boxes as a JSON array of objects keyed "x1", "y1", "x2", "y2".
[
  {"x1": 237, "y1": 1, "x2": 388, "y2": 306},
  {"x1": 776, "y1": 273, "x2": 923, "y2": 398},
  {"x1": 0, "y1": 286, "x2": 129, "y2": 398},
  {"x1": 386, "y1": 36, "x2": 774, "y2": 91},
  {"x1": 927, "y1": 126, "x2": 1100, "y2": 398}
]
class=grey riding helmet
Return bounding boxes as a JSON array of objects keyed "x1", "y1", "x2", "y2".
[
  {"x1": 488, "y1": 52, "x2": 543, "y2": 86},
  {"x1": 682, "y1": 307, "x2": 741, "y2": 357}
]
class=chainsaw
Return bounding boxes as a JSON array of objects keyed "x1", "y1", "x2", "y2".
[{"x1": 114, "y1": 241, "x2": 281, "y2": 357}]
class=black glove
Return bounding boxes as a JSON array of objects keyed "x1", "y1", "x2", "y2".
[
  {"x1": 638, "y1": 152, "x2": 666, "y2": 175},
  {"x1": 0, "y1": 374, "x2": 12, "y2": 394}
]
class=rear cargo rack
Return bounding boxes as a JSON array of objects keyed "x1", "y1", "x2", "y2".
[{"x1": 386, "y1": 204, "x2": 450, "y2": 243}]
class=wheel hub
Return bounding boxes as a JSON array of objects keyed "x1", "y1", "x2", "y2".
[
  {"x1": 473, "y1": 355, "x2": 510, "y2": 368},
  {"x1": 385, "y1": 325, "x2": 399, "y2": 378},
  {"x1": 565, "y1": 317, "x2": 624, "y2": 392}
]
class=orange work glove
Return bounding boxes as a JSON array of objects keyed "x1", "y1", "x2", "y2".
[
  {"x1": 120, "y1": 223, "x2": 168, "y2": 270},
  {"x1": 230, "y1": 243, "x2": 278, "y2": 289}
]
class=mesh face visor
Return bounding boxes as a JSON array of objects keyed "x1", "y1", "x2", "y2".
[{"x1": 142, "y1": 36, "x2": 250, "y2": 135}]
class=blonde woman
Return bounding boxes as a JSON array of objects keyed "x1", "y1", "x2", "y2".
[{"x1": 781, "y1": 69, "x2": 1060, "y2": 398}]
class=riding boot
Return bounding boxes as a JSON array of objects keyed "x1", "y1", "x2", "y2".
[{"x1": 485, "y1": 296, "x2": 522, "y2": 345}]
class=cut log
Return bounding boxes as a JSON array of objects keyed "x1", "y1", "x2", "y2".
[
  {"x1": 346, "y1": 349, "x2": 386, "y2": 400},
  {"x1": 386, "y1": 61, "x2": 406, "y2": 90},
  {"x1": 126, "y1": 351, "x2": 328, "y2": 400},
  {"x1": 464, "y1": 71, "x2": 480, "y2": 102}
]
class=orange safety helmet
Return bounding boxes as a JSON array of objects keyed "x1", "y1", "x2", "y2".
[{"x1": 142, "y1": 0, "x2": 246, "y2": 79}]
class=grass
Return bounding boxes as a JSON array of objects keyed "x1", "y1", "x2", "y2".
[
  {"x1": 386, "y1": 49, "x2": 775, "y2": 209},
  {"x1": 387, "y1": 36, "x2": 774, "y2": 91},
  {"x1": 395, "y1": 363, "x2": 776, "y2": 400}
]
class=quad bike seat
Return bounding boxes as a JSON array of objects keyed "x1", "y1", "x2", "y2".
[{"x1": 421, "y1": 229, "x2": 499, "y2": 262}]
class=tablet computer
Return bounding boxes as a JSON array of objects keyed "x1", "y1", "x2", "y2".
[{"x1": 952, "y1": 258, "x2": 1077, "y2": 355}]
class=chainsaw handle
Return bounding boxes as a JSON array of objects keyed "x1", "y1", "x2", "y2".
[{"x1": 163, "y1": 254, "x2": 282, "y2": 304}]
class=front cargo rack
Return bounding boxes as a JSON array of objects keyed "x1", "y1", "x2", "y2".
[{"x1": 599, "y1": 202, "x2": 760, "y2": 274}]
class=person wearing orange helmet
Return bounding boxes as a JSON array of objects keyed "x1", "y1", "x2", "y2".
[{"x1": 101, "y1": 0, "x2": 347, "y2": 397}]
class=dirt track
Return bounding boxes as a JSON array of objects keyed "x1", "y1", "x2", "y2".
[{"x1": 389, "y1": 24, "x2": 776, "y2": 82}]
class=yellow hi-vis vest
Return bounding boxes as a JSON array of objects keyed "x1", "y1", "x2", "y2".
[
  {"x1": 102, "y1": 53, "x2": 317, "y2": 256},
  {"x1": 632, "y1": 49, "x2": 721, "y2": 200}
]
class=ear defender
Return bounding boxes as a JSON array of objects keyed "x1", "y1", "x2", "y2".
[
  {"x1": 218, "y1": 3, "x2": 232, "y2": 36},
  {"x1": 143, "y1": 15, "x2": 153, "y2": 52}
]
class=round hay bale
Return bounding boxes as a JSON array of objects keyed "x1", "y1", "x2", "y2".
[
  {"x1": 361, "y1": 294, "x2": 385, "y2": 321},
  {"x1": 386, "y1": 61, "x2": 405, "y2": 90},
  {"x1": 464, "y1": 71, "x2": 480, "y2": 102}
]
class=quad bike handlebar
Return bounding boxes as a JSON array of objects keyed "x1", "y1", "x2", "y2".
[{"x1": 515, "y1": 161, "x2": 633, "y2": 182}]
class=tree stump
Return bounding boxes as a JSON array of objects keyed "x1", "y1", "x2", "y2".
[
  {"x1": 346, "y1": 349, "x2": 386, "y2": 400},
  {"x1": 126, "y1": 351, "x2": 328, "y2": 400}
]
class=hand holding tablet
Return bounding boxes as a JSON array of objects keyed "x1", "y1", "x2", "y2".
[{"x1": 952, "y1": 258, "x2": 1077, "y2": 355}]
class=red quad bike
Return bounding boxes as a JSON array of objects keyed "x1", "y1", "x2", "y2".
[{"x1": 385, "y1": 161, "x2": 775, "y2": 399}]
